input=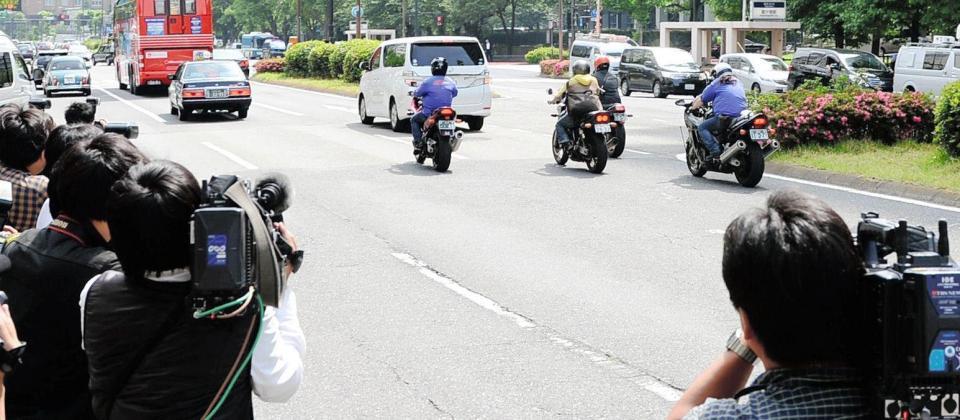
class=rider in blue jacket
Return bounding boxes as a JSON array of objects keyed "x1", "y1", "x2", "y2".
[{"x1": 412, "y1": 57, "x2": 458, "y2": 152}]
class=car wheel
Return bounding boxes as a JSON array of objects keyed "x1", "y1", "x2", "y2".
[
  {"x1": 179, "y1": 107, "x2": 191, "y2": 121},
  {"x1": 359, "y1": 95, "x2": 374, "y2": 125},
  {"x1": 620, "y1": 78, "x2": 631, "y2": 96},
  {"x1": 653, "y1": 81, "x2": 667, "y2": 98},
  {"x1": 466, "y1": 116, "x2": 484, "y2": 131},
  {"x1": 43, "y1": 88, "x2": 51, "y2": 98},
  {"x1": 389, "y1": 100, "x2": 408, "y2": 132},
  {"x1": 751, "y1": 83, "x2": 761, "y2": 94},
  {"x1": 238, "y1": 108, "x2": 248, "y2": 119}
]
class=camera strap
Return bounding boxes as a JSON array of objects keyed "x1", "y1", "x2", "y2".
[{"x1": 223, "y1": 182, "x2": 283, "y2": 307}]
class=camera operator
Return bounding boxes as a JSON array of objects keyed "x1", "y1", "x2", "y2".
[
  {"x1": 0, "y1": 134, "x2": 146, "y2": 419},
  {"x1": 668, "y1": 190, "x2": 873, "y2": 419},
  {"x1": 81, "y1": 160, "x2": 305, "y2": 419},
  {"x1": 0, "y1": 296, "x2": 25, "y2": 420},
  {"x1": 64, "y1": 102, "x2": 96, "y2": 125},
  {"x1": 37, "y1": 124, "x2": 104, "y2": 228},
  {"x1": 0, "y1": 104, "x2": 55, "y2": 232}
]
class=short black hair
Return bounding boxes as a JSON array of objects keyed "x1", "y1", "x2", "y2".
[
  {"x1": 108, "y1": 160, "x2": 200, "y2": 278},
  {"x1": 51, "y1": 133, "x2": 146, "y2": 222},
  {"x1": 43, "y1": 123, "x2": 103, "y2": 178},
  {"x1": 64, "y1": 102, "x2": 96, "y2": 124},
  {"x1": 0, "y1": 104, "x2": 55, "y2": 171},
  {"x1": 722, "y1": 190, "x2": 864, "y2": 367}
]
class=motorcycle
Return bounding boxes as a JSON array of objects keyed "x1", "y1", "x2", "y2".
[
  {"x1": 605, "y1": 103, "x2": 631, "y2": 158},
  {"x1": 412, "y1": 96, "x2": 464, "y2": 172},
  {"x1": 548, "y1": 88, "x2": 612, "y2": 174},
  {"x1": 675, "y1": 99, "x2": 780, "y2": 187}
]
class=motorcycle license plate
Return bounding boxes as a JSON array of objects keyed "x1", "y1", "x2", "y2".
[
  {"x1": 438, "y1": 120, "x2": 456, "y2": 130},
  {"x1": 685, "y1": 84, "x2": 695, "y2": 90},
  {"x1": 749, "y1": 129, "x2": 769, "y2": 140},
  {"x1": 207, "y1": 88, "x2": 229, "y2": 99},
  {"x1": 594, "y1": 124, "x2": 611, "y2": 134},
  {"x1": 614, "y1": 113, "x2": 626, "y2": 122}
]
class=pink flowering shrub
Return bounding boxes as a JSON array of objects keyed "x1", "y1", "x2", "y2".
[
  {"x1": 538, "y1": 59, "x2": 570, "y2": 77},
  {"x1": 255, "y1": 58, "x2": 285, "y2": 73},
  {"x1": 750, "y1": 82, "x2": 934, "y2": 147}
]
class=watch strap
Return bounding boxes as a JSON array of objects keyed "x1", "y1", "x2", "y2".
[{"x1": 726, "y1": 330, "x2": 757, "y2": 364}]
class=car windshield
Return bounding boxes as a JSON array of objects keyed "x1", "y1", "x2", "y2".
[
  {"x1": 653, "y1": 49, "x2": 698, "y2": 69},
  {"x1": 182, "y1": 62, "x2": 245, "y2": 80},
  {"x1": 410, "y1": 42, "x2": 485, "y2": 67},
  {"x1": 213, "y1": 49, "x2": 244, "y2": 60},
  {"x1": 17, "y1": 44, "x2": 30, "y2": 51},
  {"x1": 50, "y1": 59, "x2": 84, "y2": 70},
  {"x1": 842, "y1": 53, "x2": 887, "y2": 71},
  {"x1": 756, "y1": 57, "x2": 787, "y2": 71}
]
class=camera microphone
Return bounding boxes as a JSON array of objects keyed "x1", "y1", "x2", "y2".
[{"x1": 254, "y1": 173, "x2": 293, "y2": 214}]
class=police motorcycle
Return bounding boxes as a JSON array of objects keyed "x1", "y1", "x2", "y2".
[
  {"x1": 548, "y1": 89, "x2": 613, "y2": 174},
  {"x1": 410, "y1": 93, "x2": 463, "y2": 172}
]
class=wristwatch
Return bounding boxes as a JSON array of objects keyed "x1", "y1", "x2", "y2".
[
  {"x1": 726, "y1": 329, "x2": 757, "y2": 364},
  {"x1": 288, "y1": 250, "x2": 304, "y2": 274},
  {"x1": 0, "y1": 342, "x2": 26, "y2": 373}
]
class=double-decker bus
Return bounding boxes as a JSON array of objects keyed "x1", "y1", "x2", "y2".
[{"x1": 113, "y1": 0, "x2": 214, "y2": 94}]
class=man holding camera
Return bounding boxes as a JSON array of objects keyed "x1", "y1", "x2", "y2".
[
  {"x1": 668, "y1": 190, "x2": 874, "y2": 419},
  {"x1": 81, "y1": 160, "x2": 305, "y2": 418},
  {"x1": 0, "y1": 133, "x2": 146, "y2": 419},
  {"x1": 0, "y1": 104, "x2": 55, "y2": 232}
]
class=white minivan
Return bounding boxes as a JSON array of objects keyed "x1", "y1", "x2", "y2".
[
  {"x1": 569, "y1": 35, "x2": 637, "y2": 74},
  {"x1": 358, "y1": 36, "x2": 492, "y2": 132},
  {"x1": 0, "y1": 31, "x2": 37, "y2": 108},
  {"x1": 893, "y1": 44, "x2": 960, "y2": 96},
  {"x1": 719, "y1": 53, "x2": 790, "y2": 93}
]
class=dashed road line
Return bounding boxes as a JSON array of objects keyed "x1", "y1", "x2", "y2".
[
  {"x1": 624, "y1": 149, "x2": 652, "y2": 155},
  {"x1": 202, "y1": 142, "x2": 259, "y2": 170},
  {"x1": 324, "y1": 104, "x2": 354, "y2": 114},
  {"x1": 391, "y1": 251, "x2": 683, "y2": 402},
  {"x1": 252, "y1": 102, "x2": 305, "y2": 116},
  {"x1": 95, "y1": 87, "x2": 166, "y2": 123}
]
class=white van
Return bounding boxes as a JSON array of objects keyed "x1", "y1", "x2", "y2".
[
  {"x1": 568, "y1": 35, "x2": 637, "y2": 74},
  {"x1": 0, "y1": 31, "x2": 36, "y2": 108},
  {"x1": 358, "y1": 36, "x2": 491, "y2": 132},
  {"x1": 894, "y1": 44, "x2": 960, "y2": 96}
]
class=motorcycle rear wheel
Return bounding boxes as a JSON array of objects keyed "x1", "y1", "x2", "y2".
[
  {"x1": 735, "y1": 142, "x2": 765, "y2": 187},
  {"x1": 552, "y1": 129, "x2": 569, "y2": 165},
  {"x1": 433, "y1": 139, "x2": 451, "y2": 172},
  {"x1": 586, "y1": 134, "x2": 608, "y2": 174},
  {"x1": 608, "y1": 126, "x2": 626, "y2": 158}
]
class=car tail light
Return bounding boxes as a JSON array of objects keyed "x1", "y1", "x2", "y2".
[
  {"x1": 753, "y1": 117, "x2": 768, "y2": 128},
  {"x1": 595, "y1": 113, "x2": 611, "y2": 124},
  {"x1": 81, "y1": 76, "x2": 89, "y2": 84},
  {"x1": 788, "y1": 64, "x2": 794, "y2": 72},
  {"x1": 240, "y1": 59, "x2": 249, "y2": 68},
  {"x1": 182, "y1": 88, "x2": 205, "y2": 98},
  {"x1": 439, "y1": 108, "x2": 455, "y2": 119},
  {"x1": 230, "y1": 87, "x2": 251, "y2": 96}
]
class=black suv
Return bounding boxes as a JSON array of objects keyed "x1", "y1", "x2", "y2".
[
  {"x1": 787, "y1": 48, "x2": 893, "y2": 91},
  {"x1": 618, "y1": 47, "x2": 707, "y2": 98}
]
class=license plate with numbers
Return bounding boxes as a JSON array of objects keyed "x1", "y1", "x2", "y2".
[
  {"x1": 594, "y1": 124, "x2": 611, "y2": 134},
  {"x1": 685, "y1": 83, "x2": 695, "y2": 90},
  {"x1": 614, "y1": 113, "x2": 626, "y2": 122},
  {"x1": 750, "y1": 129, "x2": 769, "y2": 140},
  {"x1": 438, "y1": 120, "x2": 456, "y2": 130},
  {"x1": 207, "y1": 88, "x2": 228, "y2": 99}
]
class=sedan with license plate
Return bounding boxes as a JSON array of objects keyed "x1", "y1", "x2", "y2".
[
  {"x1": 41, "y1": 56, "x2": 91, "y2": 97},
  {"x1": 169, "y1": 60, "x2": 252, "y2": 121}
]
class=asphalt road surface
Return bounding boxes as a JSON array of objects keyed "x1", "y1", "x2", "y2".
[{"x1": 42, "y1": 63, "x2": 960, "y2": 418}]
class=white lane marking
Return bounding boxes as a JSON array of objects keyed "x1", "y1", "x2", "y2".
[
  {"x1": 672, "y1": 153, "x2": 960, "y2": 214},
  {"x1": 625, "y1": 149, "x2": 651, "y2": 155},
  {"x1": 510, "y1": 128, "x2": 533, "y2": 134},
  {"x1": 249, "y1": 81, "x2": 353, "y2": 101},
  {"x1": 201, "y1": 142, "x2": 259, "y2": 170},
  {"x1": 375, "y1": 135, "x2": 469, "y2": 160},
  {"x1": 495, "y1": 78, "x2": 564, "y2": 84},
  {"x1": 252, "y1": 102, "x2": 305, "y2": 116},
  {"x1": 391, "y1": 252, "x2": 683, "y2": 402},
  {"x1": 95, "y1": 87, "x2": 166, "y2": 123},
  {"x1": 652, "y1": 118, "x2": 673, "y2": 124},
  {"x1": 324, "y1": 104, "x2": 354, "y2": 113}
]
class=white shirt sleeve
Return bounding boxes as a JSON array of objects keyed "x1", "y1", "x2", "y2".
[
  {"x1": 36, "y1": 199, "x2": 52, "y2": 229},
  {"x1": 251, "y1": 286, "x2": 306, "y2": 402},
  {"x1": 78, "y1": 275, "x2": 101, "y2": 351}
]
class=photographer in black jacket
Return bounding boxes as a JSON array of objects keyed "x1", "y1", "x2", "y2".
[
  {"x1": 669, "y1": 190, "x2": 873, "y2": 419},
  {"x1": 81, "y1": 160, "x2": 305, "y2": 419},
  {"x1": 64, "y1": 102, "x2": 96, "y2": 125},
  {"x1": 0, "y1": 133, "x2": 146, "y2": 419}
]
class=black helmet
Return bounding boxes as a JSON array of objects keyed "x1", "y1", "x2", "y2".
[
  {"x1": 430, "y1": 57, "x2": 449, "y2": 76},
  {"x1": 572, "y1": 60, "x2": 590, "y2": 75}
]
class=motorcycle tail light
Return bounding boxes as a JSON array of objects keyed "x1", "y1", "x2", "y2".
[
  {"x1": 595, "y1": 113, "x2": 610, "y2": 123},
  {"x1": 182, "y1": 88, "x2": 205, "y2": 98},
  {"x1": 753, "y1": 117, "x2": 768, "y2": 128},
  {"x1": 739, "y1": 129, "x2": 748, "y2": 136},
  {"x1": 439, "y1": 108, "x2": 455, "y2": 119},
  {"x1": 613, "y1": 104, "x2": 625, "y2": 113}
]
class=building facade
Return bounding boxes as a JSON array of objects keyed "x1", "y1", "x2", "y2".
[{"x1": 21, "y1": 0, "x2": 104, "y2": 16}]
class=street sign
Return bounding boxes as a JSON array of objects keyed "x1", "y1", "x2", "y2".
[
  {"x1": 435, "y1": 15, "x2": 444, "y2": 26},
  {"x1": 351, "y1": 5, "x2": 363, "y2": 18},
  {"x1": 750, "y1": 1, "x2": 786, "y2": 20}
]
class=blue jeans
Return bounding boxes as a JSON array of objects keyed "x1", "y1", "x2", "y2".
[
  {"x1": 555, "y1": 114, "x2": 575, "y2": 143},
  {"x1": 411, "y1": 112, "x2": 428, "y2": 146},
  {"x1": 697, "y1": 115, "x2": 724, "y2": 157}
]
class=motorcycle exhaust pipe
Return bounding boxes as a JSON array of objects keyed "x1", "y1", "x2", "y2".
[
  {"x1": 763, "y1": 140, "x2": 781, "y2": 159},
  {"x1": 719, "y1": 140, "x2": 747, "y2": 164},
  {"x1": 450, "y1": 130, "x2": 464, "y2": 152}
]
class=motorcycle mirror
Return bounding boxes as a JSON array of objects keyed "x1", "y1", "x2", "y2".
[
  {"x1": 674, "y1": 99, "x2": 687, "y2": 106},
  {"x1": 546, "y1": 88, "x2": 553, "y2": 95}
]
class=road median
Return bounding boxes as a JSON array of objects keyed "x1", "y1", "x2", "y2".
[{"x1": 251, "y1": 72, "x2": 359, "y2": 98}]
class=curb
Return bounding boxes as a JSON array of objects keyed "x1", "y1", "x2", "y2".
[
  {"x1": 250, "y1": 76, "x2": 357, "y2": 98},
  {"x1": 765, "y1": 162, "x2": 960, "y2": 208}
]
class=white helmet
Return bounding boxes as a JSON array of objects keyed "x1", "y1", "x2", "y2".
[{"x1": 713, "y1": 63, "x2": 733, "y2": 78}]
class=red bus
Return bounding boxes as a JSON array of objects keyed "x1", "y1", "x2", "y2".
[{"x1": 113, "y1": 0, "x2": 214, "y2": 94}]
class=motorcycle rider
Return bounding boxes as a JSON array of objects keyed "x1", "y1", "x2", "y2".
[
  {"x1": 691, "y1": 63, "x2": 747, "y2": 161},
  {"x1": 548, "y1": 60, "x2": 601, "y2": 145},
  {"x1": 411, "y1": 57, "x2": 458, "y2": 154},
  {"x1": 593, "y1": 56, "x2": 621, "y2": 108}
]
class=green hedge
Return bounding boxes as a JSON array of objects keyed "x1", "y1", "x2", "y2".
[
  {"x1": 341, "y1": 39, "x2": 380, "y2": 82},
  {"x1": 278, "y1": 39, "x2": 381, "y2": 83},
  {"x1": 524, "y1": 46, "x2": 565, "y2": 64},
  {"x1": 285, "y1": 40, "x2": 325, "y2": 75},
  {"x1": 307, "y1": 42, "x2": 338, "y2": 78},
  {"x1": 935, "y1": 81, "x2": 960, "y2": 157}
]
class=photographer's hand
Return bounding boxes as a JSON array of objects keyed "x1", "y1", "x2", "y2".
[
  {"x1": 0, "y1": 304, "x2": 22, "y2": 351},
  {"x1": 275, "y1": 223, "x2": 299, "y2": 278},
  {"x1": 667, "y1": 350, "x2": 753, "y2": 420}
]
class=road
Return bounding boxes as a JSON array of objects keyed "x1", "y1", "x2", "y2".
[{"x1": 43, "y1": 63, "x2": 960, "y2": 418}]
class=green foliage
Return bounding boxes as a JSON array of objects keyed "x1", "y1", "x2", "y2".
[
  {"x1": 328, "y1": 43, "x2": 348, "y2": 79},
  {"x1": 308, "y1": 42, "x2": 338, "y2": 78},
  {"x1": 934, "y1": 81, "x2": 960, "y2": 157},
  {"x1": 284, "y1": 40, "x2": 325, "y2": 75},
  {"x1": 704, "y1": 0, "x2": 742, "y2": 21},
  {"x1": 341, "y1": 39, "x2": 381, "y2": 83},
  {"x1": 84, "y1": 39, "x2": 102, "y2": 52},
  {"x1": 524, "y1": 46, "x2": 564, "y2": 64}
]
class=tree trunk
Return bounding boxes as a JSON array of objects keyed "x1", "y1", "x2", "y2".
[
  {"x1": 871, "y1": 27, "x2": 882, "y2": 55},
  {"x1": 908, "y1": 11, "x2": 920, "y2": 42},
  {"x1": 509, "y1": 0, "x2": 516, "y2": 55},
  {"x1": 833, "y1": 22, "x2": 844, "y2": 48}
]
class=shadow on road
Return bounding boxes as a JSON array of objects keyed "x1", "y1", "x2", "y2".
[
  {"x1": 169, "y1": 111, "x2": 242, "y2": 124},
  {"x1": 531, "y1": 163, "x2": 606, "y2": 178},
  {"x1": 667, "y1": 175, "x2": 768, "y2": 194},
  {"x1": 387, "y1": 161, "x2": 449, "y2": 176}
]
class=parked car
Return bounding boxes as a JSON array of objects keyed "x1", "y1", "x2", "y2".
[
  {"x1": 68, "y1": 44, "x2": 93, "y2": 62},
  {"x1": 719, "y1": 53, "x2": 789, "y2": 93},
  {"x1": 894, "y1": 44, "x2": 960, "y2": 96},
  {"x1": 787, "y1": 47, "x2": 893, "y2": 92},
  {"x1": 618, "y1": 47, "x2": 707, "y2": 98},
  {"x1": 35, "y1": 41, "x2": 52, "y2": 51},
  {"x1": 168, "y1": 60, "x2": 252, "y2": 121},
  {"x1": 16, "y1": 42, "x2": 35, "y2": 60},
  {"x1": 569, "y1": 35, "x2": 637, "y2": 74},
  {"x1": 39, "y1": 55, "x2": 91, "y2": 97},
  {"x1": 92, "y1": 43, "x2": 115, "y2": 65},
  {"x1": 0, "y1": 35, "x2": 37, "y2": 108},
  {"x1": 358, "y1": 36, "x2": 491, "y2": 131},
  {"x1": 213, "y1": 48, "x2": 250, "y2": 77},
  {"x1": 32, "y1": 50, "x2": 69, "y2": 85}
]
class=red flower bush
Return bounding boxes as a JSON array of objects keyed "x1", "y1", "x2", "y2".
[
  {"x1": 255, "y1": 58, "x2": 285, "y2": 73},
  {"x1": 539, "y1": 59, "x2": 570, "y2": 77}
]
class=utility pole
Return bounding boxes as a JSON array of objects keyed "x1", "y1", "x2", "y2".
[
  {"x1": 413, "y1": 0, "x2": 419, "y2": 36},
  {"x1": 401, "y1": 0, "x2": 406, "y2": 37},
  {"x1": 594, "y1": 0, "x2": 600, "y2": 34},
  {"x1": 570, "y1": 0, "x2": 574, "y2": 43},
  {"x1": 558, "y1": 0, "x2": 563, "y2": 56},
  {"x1": 296, "y1": 0, "x2": 302, "y2": 41},
  {"x1": 355, "y1": 0, "x2": 362, "y2": 39},
  {"x1": 326, "y1": 0, "x2": 334, "y2": 40}
]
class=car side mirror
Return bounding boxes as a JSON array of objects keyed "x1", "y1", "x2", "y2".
[
  {"x1": 829, "y1": 63, "x2": 841, "y2": 71},
  {"x1": 359, "y1": 61, "x2": 370, "y2": 71},
  {"x1": 85, "y1": 62, "x2": 92, "y2": 69},
  {"x1": 168, "y1": 74, "x2": 177, "y2": 80}
]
